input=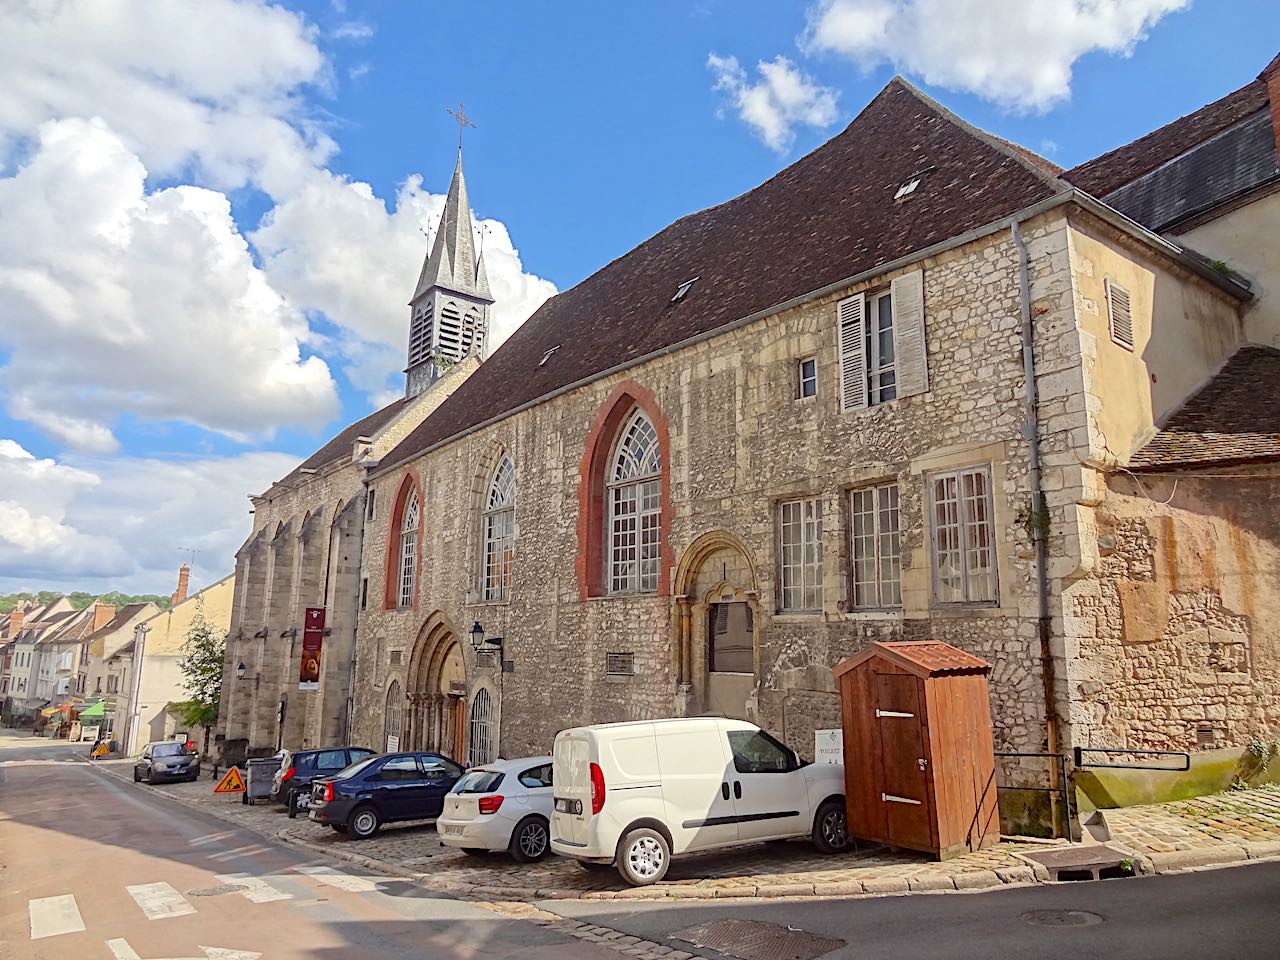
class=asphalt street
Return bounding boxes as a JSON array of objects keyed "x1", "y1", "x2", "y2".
[{"x1": 0, "y1": 731, "x2": 612, "y2": 960}]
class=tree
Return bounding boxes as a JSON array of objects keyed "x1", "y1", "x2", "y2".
[{"x1": 177, "y1": 607, "x2": 225, "y2": 759}]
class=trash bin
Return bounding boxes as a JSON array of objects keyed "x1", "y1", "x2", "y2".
[{"x1": 244, "y1": 756, "x2": 281, "y2": 805}]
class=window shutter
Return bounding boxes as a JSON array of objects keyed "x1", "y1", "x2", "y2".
[
  {"x1": 836, "y1": 293, "x2": 866, "y2": 412},
  {"x1": 891, "y1": 269, "x2": 928, "y2": 398},
  {"x1": 1105, "y1": 278, "x2": 1134, "y2": 350}
]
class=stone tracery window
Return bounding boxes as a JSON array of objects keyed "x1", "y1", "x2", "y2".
[
  {"x1": 607, "y1": 411, "x2": 662, "y2": 594},
  {"x1": 384, "y1": 680, "x2": 403, "y2": 751},
  {"x1": 482, "y1": 455, "x2": 516, "y2": 602},
  {"x1": 398, "y1": 487, "x2": 420, "y2": 608}
]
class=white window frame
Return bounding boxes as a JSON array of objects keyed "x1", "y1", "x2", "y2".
[
  {"x1": 797, "y1": 356, "x2": 817, "y2": 399},
  {"x1": 607, "y1": 411, "x2": 662, "y2": 595},
  {"x1": 849, "y1": 483, "x2": 901, "y2": 609},
  {"x1": 398, "y1": 488, "x2": 420, "y2": 608},
  {"x1": 866, "y1": 290, "x2": 897, "y2": 405},
  {"x1": 778, "y1": 497, "x2": 823, "y2": 612},
  {"x1": 928, "y1": 465, "x2": 998, "y2": 605},
  {"x1": 481, "y1": 455, "x2": 516, "y2": 602},
  {"x1": 469, "y1": 687, "x2": 496, "y2": 767}
]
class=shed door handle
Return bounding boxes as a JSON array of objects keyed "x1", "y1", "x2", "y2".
[
  {"x1": 734, "y1": 781, "x2": 742, "y2": 799},
  {"x1": 875, "y1": 709, "x2": 914, "y2": 718},
  {"x1": 721, "y1": 782, "x2": 729, "y2": 800}
]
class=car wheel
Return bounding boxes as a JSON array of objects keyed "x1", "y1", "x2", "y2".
[
  {"x1": 145, "y1": 771, "x2": 153, "y2": 785},
  {"x1": 812, "y1": 799, "x2": 849, "y2": 854},
  {"x1": 330, "y1": 824, "x2": 348, "y2": 834},
  {"x1": 187, "y1": 773, "x2": 199, "y2": 783},
  {"x1": 132, "y1": 769, "x2": 140, "y2": 783},
  {"x1": 349, "y1": 805, "x2": 381, "y2": 840},
  {"x1": 509, "y1": 816, "x2": 550, "y2": 863},
  {"x1": 616, "y1": 827, "x2": 670, "y2": 886}
]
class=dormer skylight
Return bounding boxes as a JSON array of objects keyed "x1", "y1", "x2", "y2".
[
  {"x1": 538, "y1": 345, "x2": 561, "y2": 367},
  {"x1": 894, "y1": 176, "x2": 922, "y2": 200},
  {"x1": 671, "y1": 277, "x2": 699, "y2": 303}
]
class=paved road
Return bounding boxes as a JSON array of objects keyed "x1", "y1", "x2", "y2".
[
  {"x1": 550, "y1": 857, "x2": 1280, "y2": 960},
  {"x1": 0, "y1": 732, "x2": 612, "y2": 960}
]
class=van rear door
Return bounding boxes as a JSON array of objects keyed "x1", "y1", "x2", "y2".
[{"x1": 552, "y1": 731, "x2": 590, "y2": 846}]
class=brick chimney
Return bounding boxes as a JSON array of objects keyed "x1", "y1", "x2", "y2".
[
  {"x1": 6, "y1": 609, "x2": 23, "y2": 639},
  {"x1": 1263, "y1": 52, "x2": 1280, "y2": 157},
  {"x1": 171, "y1": 564, "x2": 191, "y2": 606},
  {"x1": 92, "y1": 602, "x2": 116, "y2": 631}
]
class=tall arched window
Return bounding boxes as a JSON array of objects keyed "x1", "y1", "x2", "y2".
[
  {"x1": 482, "y1": 455, "x2": 516, "y2": 602},
  {"x1": 398, "y1": 488, "x2": 420, "y2": 607},
  {"x1": 468, "y1": 687, "x2": 495, "y2": 766},
  {"x1": 384, "y1": 681, "x2": 403, "y2": 751},
  {"x1": 608, "y1": 411, "x2": 662, "y2": 594}
]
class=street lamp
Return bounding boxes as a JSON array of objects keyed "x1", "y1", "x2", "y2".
[
  {"x1": 469, "y1": 621, "x2": 503, "y2": 655},
  {"x1": 236, "y1": 661, "x2": 247, "y2": 681}
]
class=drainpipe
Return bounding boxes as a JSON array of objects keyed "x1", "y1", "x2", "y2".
[
  {"x1": 1012, "y1": 220, "x2": 1065, "y2": 836},
  {"x1": 125, "y1": 623, "x2": 150, "y2": 755}
]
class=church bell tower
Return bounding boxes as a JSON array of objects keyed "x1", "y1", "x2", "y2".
[{"x1": 405, "y1": 137, "x2": 494, "y2": 398}]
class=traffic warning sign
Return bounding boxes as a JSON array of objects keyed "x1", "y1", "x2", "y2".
[{"x1": 213, "y1": 767, "x2": 246, "y2": 794}]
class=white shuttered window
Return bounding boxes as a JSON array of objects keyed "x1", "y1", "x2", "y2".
[
  {"x1": 836, "y1": 269, "x2": 927, "y2": 411},
  {"x1": 779, "y1": 498, "x2": 823, "y2": 611},
  {"x1": 929, "y1": 466, "x2": 997, "y2": 604}
]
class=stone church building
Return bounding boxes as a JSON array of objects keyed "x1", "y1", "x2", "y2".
[{"x1": 220, "y1": 58, "x2": 1280, "y2": 814}]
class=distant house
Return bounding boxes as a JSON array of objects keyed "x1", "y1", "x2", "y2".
[{"x1": 81, "y1": 601, "x2": 159, "y2": 737}]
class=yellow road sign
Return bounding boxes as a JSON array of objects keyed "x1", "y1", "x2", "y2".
[
  {"x1": 90, "y1": 741, "x2": 110, "y2": 759},
  {"x1": 213, "y1": 767, "x2": 246, "y2": 794}
]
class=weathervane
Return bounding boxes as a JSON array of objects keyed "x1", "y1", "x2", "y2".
[{"x1": 446, "y1": 102, "x2": 477, "y2": 153}]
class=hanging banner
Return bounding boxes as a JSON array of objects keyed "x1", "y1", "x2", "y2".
[{"x1": 298, "y1": 607, "x2": 325, "y2": 690}]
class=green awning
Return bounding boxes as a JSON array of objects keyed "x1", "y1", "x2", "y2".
[{"x1": 78, "y1": 701, "x2": 107, "y2": 720}]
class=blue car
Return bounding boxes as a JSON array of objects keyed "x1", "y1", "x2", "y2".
[{"x1": 308, "y1": 751, "x2": 464, "y2": 839}]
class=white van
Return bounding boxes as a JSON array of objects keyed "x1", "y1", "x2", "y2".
[{"x1": 550, "y1": 717, "x2": 848, "y2": 885}]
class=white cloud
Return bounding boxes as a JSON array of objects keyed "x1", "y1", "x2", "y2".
[
  {"x1": 803, "y1": 0, "x2": 1189, "y2": 111},
  {"x1": 0, "y1": 438, "x2": 298, "y2": 593},
  {"x1": 0, "y1": 118, "x2": 339, "y2": 452},
  {"x1": 251, "y1": 171, "x2": 557, "y2": 398},
  {"x1": 708, "y1": 53, "x2": 840, "y2": 151}
]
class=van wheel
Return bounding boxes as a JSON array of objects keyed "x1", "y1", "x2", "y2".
[
  {"x1": 509, "y1": 816, "x2": 550, "y2": 863},
  {"x1": 617, "y1": 827, "x2": 670, "y2": 886},
  {"x1": 812, "y1": 799, "x2": 849, "y2": 854},
  {"x1": 349, "y1": 805, "x2": 381, "y2": 839}
]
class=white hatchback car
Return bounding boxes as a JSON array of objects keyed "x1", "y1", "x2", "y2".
[{"x1": 437, "y1": 756, "x2": 554, "y2": 862}]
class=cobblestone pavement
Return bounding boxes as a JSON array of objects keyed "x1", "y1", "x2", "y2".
[{"x1": 1102, "y1": 787, "x2": 1280, "y2": 869}]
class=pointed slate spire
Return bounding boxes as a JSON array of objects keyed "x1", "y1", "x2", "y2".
[{"x1": 412, "y1": 153, "x2": 494, "y2": 304}]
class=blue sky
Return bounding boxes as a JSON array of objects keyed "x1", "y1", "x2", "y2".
[{"x1": 0, "y1": 0, "x2": 1277, "y2": 594}]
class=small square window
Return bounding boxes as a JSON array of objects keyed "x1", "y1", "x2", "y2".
[{"x1": 798, "y1": 357, "x2": 817, "y2": 399}]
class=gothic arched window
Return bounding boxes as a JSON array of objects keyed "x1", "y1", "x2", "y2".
[
  {"x1": 384, "y1": 680, "x2": 403, "y2": 751},
  {"x1": 607, "y1": 411, "x2": 662, "y2": 594},
  {"x1": 398, "y1": 487, "x2": 420, "y2": 608},
  {"x1": 481, "y1": 455, "x2": 516, "y2": 602}
]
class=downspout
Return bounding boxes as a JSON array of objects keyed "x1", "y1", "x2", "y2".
[
  {"x1": 1011, "y1": 220, "x2": 1064, "y2": 836},
  {"x1": 126, "y1": 623, "x2": 150, "y2": 755}
]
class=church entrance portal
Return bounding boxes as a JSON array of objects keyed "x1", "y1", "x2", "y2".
[{"x1": 405, "y1": 615, "x2": 467, "y2": 759}]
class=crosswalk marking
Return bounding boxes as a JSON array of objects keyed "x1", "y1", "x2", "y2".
[
  {"x1": 294, "y1": 865, "x2": 382, "y2": 892},
  {"x1": 188, "y1": 831, "x2": 236, "y2": 847},
  {"x1": 126, "y1": 881, "x2": 196, "y2": 920},
  {"x1": 206, "y1": 844, "x2": 270, "y2": 862},
  {"x1": 29, "y1": 894, "x2": 85, "y2": 939},
  {"x1": 215, "y1": 873, "x2": 293, "y2": 903}
]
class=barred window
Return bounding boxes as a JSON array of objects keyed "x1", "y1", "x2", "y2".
[
  {"x1": 398, "y1": 488, "x2": 420, "y2": 608},
  {"x1": 850, "y1": 484, "x2": 901, "y2": 608},
  {"x1": 469, "y1": 688, "x2": 496, "y2": 766},
  {"x1": 929, "y1": 465, "x2": 997, "y2": 604},
  {"x1": 384, "y1": 681, "x2": 402, "y2": 752},
  {"x1": 778, "y1": 498, "x2": 823, "y2": 611},
  {"x1": 608, "y1": 411, "x2": 662, "y2": 594},
  {"x1": 482, "y1": 455, "x2": 516, "y2": 601}
]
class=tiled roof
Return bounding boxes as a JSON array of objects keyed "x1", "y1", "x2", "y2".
[
  {"x1": 381, "y1": 79, "x2": 1060, "y2": 469},
  {"x1": 1130, "y1": 345, "x2": 1280, "y2": 470},
  {"x1": 84, "y1": 603, "x2": 153, "y2": 643},
  {"x1": 1065, "y1": 79, "x2": 1271, "y2": 198},
  {"x1": 279, "y1": 397, "x2": 410, "y2": 486},
  {"x1": 883, "y1": 641, "x2": 991, "y2": 674}
]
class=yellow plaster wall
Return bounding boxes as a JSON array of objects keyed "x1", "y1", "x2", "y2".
[{"x1": 142, "y1": 575, "x2": 234, "y2": 657}]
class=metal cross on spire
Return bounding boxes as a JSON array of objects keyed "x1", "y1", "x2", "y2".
[{"x1": 446, "y1": 102, "x2": 476, "y2": 153}]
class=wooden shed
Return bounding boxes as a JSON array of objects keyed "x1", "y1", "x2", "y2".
[{"x1": 833, "y1": 641, "x2": 998, "y2": 859}]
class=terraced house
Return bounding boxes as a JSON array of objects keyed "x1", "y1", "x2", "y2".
[{"x1": 223, "y1": 56, "x2": 1280, "y2": 819}]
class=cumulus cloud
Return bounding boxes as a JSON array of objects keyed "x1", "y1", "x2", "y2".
[
  {"x1": 0, "y1": 438, "x2": 298, "y2": 593},
  {"x1": 0, "y1": 118, "x2": 339, "y2": 452},
  {"x1": 708, "y1": 53, "x2": 840, "y2": 151},
  {"x1": 802, "y1": 0, "x2": 1190, "y2": 111}
]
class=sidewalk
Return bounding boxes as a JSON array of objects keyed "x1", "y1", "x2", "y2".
[{"x1": 86, "y1": 755, "x2": 1280, "y2": 903}]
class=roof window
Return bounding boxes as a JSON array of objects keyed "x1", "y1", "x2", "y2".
[
  {"x1": 538, "y1": 345, "x2": 560, "y2": 367},
  {"x1": 671, "y1": 277, "x2": 699, "y2": 303},
  {"x1": 894, "y1": 176, "x2": 922, "y2": 200}
]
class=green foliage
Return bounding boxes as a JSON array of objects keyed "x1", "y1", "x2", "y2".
[
  {"x1": 172, "y1": 699, "x2": 220, "y2": 729},
  {"x1": 178, "y1": 607, "x2": 225, "y2": 716},
  {"x1": 0, "y1": 590, "x2": 169, "y2": 615}
]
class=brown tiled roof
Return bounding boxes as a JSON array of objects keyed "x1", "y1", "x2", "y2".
[
  {"x1": 280, "y1": 396, "x2": 410, "y2": 486},
  {"x1": 84, "y1": 603, "x2": 153, "y2": 643},
  {"x1": 1130, "y1": 345, "x2": 1280, "y2": 470},
  {"x1": 834, "y1": 640, "x2": 990, "y2": 679},
  {"x1": 1065, "y1": 79, "x2": 1271, "y2": 197},
  {"x1": 382, "y1": 79, "x2": 1060, "y2": 469}
]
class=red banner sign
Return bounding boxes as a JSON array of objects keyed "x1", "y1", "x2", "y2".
[{"x1": 299, "y1": 607, "x2": 325, "y2": 690}]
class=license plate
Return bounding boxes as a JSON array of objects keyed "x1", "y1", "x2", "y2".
[
  {"x1": 441, "y1": 824, "x2": 464, "y2": 835},
  {"x1": 294, "y1": 794, "x2": 311, "y2": 808},
  {"x1": 554, "y1": 797, "x2": 582, "y2": 815}
]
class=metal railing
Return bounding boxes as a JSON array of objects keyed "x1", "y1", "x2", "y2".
[
  {"x1": 994, "y1": 750, "x2": 1074, "y2": 840},
  {"x1": 1073, "y1": 746, "x2": 1191, "y2": 772}
]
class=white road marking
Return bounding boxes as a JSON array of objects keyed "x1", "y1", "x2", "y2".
[
  {"x1": 200, "y1": 949, "x2": 262, "y2": 960},
  {"x1": 294, "y1": 865, "x2": 382, "y2": 892},
  {"x1": 206, "y1": 844, "x2": 270, "y2": 862},
  {"x1": 215, "y1": 873, "x2": 293, "y2": 903},
  {"x1": 107, "y1": 939, "x2": 261, "y2": 960},
  {"x1": 107, "y1": 939, "x2": 143, "y2": 960},
  {"x1": 126, "y1": 881, "x2": 196, "y2": 920},
  {"x1": 29, "y1": 894, "x2": 85, "y2": 939},
  {"x1": 188, "y1": 831, "x2": 236, "y2": 847}
]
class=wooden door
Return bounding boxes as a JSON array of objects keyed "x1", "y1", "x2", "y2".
[
  {"x1": 875, "y1": 672, "x2": 933, "y2": 850},
  {"x1": 450, "y1": 695, "x2": 466, "y2": 763}
]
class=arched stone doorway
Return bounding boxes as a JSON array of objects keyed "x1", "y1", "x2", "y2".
[
  {"x1": 673, "y1": 531, "x2": 761, "y2": 721},
  {"x1": 405, "y1": 612, "x2": 467, "y2": 761}
]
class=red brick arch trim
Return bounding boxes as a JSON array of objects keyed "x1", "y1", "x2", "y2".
[
  {"x1": 382, "y1": 469, "x2": 424, "y2": 611},
  {"x1": 577, "y1": 380, "x2": 673, "y2": 600}
]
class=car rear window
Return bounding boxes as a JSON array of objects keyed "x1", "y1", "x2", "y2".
[
  {"x1": 293, "y1": 753, "x2": 317, "y2": 772},
  {"x1": 453, "y1": 770, "x2": 504, "y2": 793},
  {"x1": 336, "y1": 757, "x2": 378, "y2": 780},
  {"x1": 153, "y1": 742, "x2": 186, "y2": 758}
]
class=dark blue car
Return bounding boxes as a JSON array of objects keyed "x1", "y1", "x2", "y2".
[{"x1": 308, "y1": 751, "x2": 464, "y2": 839}]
